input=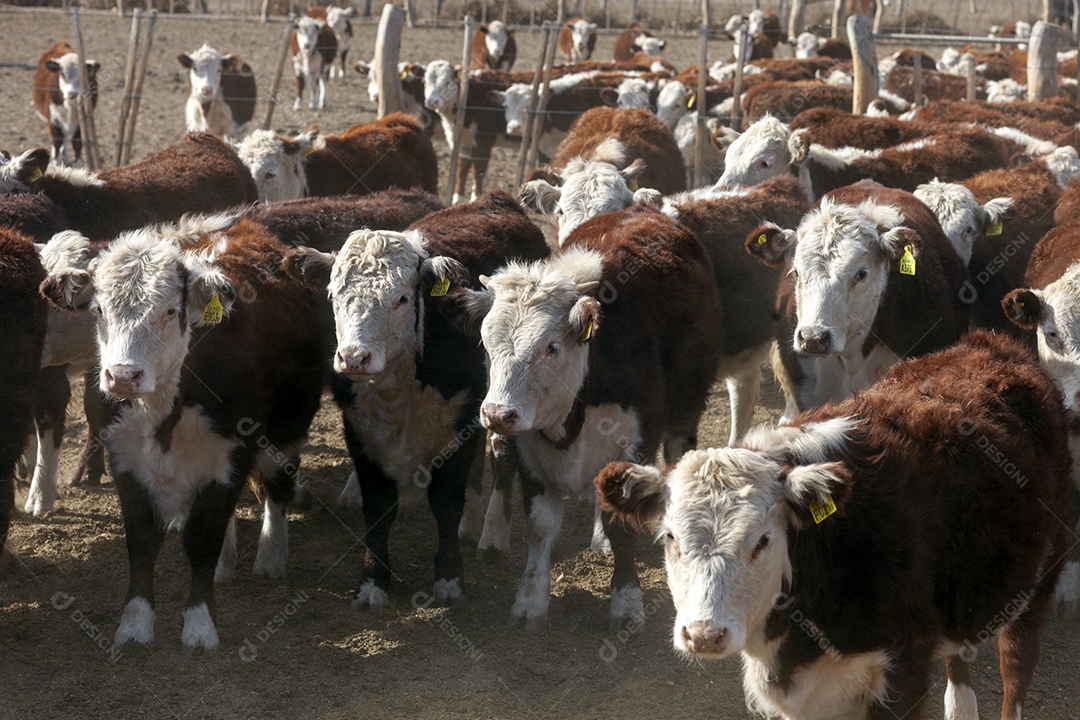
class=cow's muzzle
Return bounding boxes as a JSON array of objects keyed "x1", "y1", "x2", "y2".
[
  {"x1": 481, "y1": 402, "x2": 521, "y2": 435},
  {"x1": 795, "y1": 326, "x2": 836, "y2": 356},
  {"x1": 104, "y1": 365, "x2": 147, "y2": 398},
  {"x1": 680, "y1": 622, "x2": 728, "y2": 656}
]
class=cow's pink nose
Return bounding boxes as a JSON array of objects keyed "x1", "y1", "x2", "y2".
[
  {"x1": 65, "y1": 91, "x2": 78, "y2": 99},
  {"x1": 199, "y1": 86, "x2": 214, "y2": 96},
  {"x1": 336, "y1": 349, "x2": 372, "y2": 375},
  {"x1": 507, "y1": 122, "x2": 522, "y2": 135},
  {"x1": 425, "y1": 97, "x2": 442, "y2": 110},
  {"x1": 681, "y1": 622, "x2": 727, "y2": 655},
  {"x1": 105, "y1": 365, "x2": 145, "y2": 394},
  {"x1": 481, "y1": 403, "x2": 519, "y2": 434}
]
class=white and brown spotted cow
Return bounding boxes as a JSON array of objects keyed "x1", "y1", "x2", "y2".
[
  {"x1": 177, "y1": 43, "x2": 257, "y2": 139},
  {"x1": 598, "y1": 331, "x2": 1072, "y2": 720},
  {"x1": 32, "y1": 41, "x2": 99, "y2": 166},
  {"x1": 41, "y1": 216, "x2": 325, "y2": 652},
  {"x1": 430, "y1": 205, "x2": 724, "y2": 632},
  {"x1": 291, "y1": 16, "x2": 337, "y2": 111}
]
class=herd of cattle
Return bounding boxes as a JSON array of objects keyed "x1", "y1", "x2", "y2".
[{"x1": 5, "y1": 8, "x2": 1080, "y2": 719}]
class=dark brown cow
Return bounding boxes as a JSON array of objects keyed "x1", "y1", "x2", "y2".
[
  {"x1": 913, "y1": 97, "x2": 1080, "y2": 127},
  {"x1": 0, "y1": 230, "x2": 47, "y2": 568},
  {"x1": 790, "y1": 106, "x2": 937, "y2": 149},
  {"x1": 558, "y1": 18, "x2": 597, "y2": 62},
  {"x1": 597, "y1": 330, "x2": 1071, "y2": 720},
  {"x1": 885, "y1": 65, "x2": 988, "y2": 103},
  {"x1": 0, "y1": 192, "x2": 68, "y2": 242},
  {"x1": 32, "y1": 41, "x2": 99, "y2": 166},
  {"x1": 471, "y1": 20, "x2": 517, "y2": 71},
  {"x1": 235, "y1": 114, "x2": 438, "y2": 201},
  {"x1": 742, "y1": 81, "x2": 855, "y2": 125},
  {"x1": 307, "y1": 6, "x2": 354, "y2": 78},
  {"x1": 290, "y1": 15, "x2": 337, "y2": 110},
  {"x1": 41, "y1": 217, "x2": 326, "y2": 652}
]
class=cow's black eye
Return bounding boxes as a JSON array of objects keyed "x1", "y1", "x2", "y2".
[{"x1": 751, "y1": 533, "x2": 770, "y2": 560}]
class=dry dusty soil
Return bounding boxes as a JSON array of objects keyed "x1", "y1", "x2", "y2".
[{"x1": 0, "y1": 7, "x2": 1078, "y2": 720}]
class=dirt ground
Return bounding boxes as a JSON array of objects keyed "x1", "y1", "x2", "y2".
[{"x1": 0, "y1": 7, "x2": 1078, "y2": 720}]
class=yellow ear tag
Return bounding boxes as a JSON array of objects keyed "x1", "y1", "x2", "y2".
[
  {"x1": 400, "y1": 69, "x2": 408, "y2": 81},
  {"x1": 899, "y1": 245, "x2": 916, "y2": 276},
  {"x1": 986, "y1": 222, "x2": 1003, "y2": 237},
  {"x1": 757, "y1": 233, "x2": 767, "y2": 245},
  {"x1": 430, "y1": 277, "x2": 450, "y2": 297},
  {"x1": 809, "y1": 495, "x2": 837, "y2": 524},
  {"x1": 28, "y1": 167, "x2": 43, "y2": 183},
  {"x1": 582, "y1": 318, "x2": 593, "y2": 342},
  {"x1": 1017, "y1": 300, "x2": 1025, "y2": 308},
  {"x1": 686, "y1": 95, "x2": 696, "y2": 110},
  {"x1": 202, "y1": 292, "x2": 224, "y2": 324},
  {"x1": 305, "y1": 146, "x2": 317, "y2": 156}
]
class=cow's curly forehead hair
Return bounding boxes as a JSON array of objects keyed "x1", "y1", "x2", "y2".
[
  {"x1": 185, "y1": 43, "x2": 222, "y2": 66},
  {"x1": 485, "y1": 247, "x2": 603, "y2": 306},
  {"x1": 329, "y1": 228, "x2": 428, "y2": 298},
  {"x1": 94, "y1": 233, "x2": 188, "y2": 317},
  {"x1": 795, "y1": 197, "x2": 904, "y2": 268}
]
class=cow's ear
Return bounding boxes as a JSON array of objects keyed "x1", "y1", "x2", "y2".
[
  {"x1": 711, "y1": 125, "x2": 741, "y2": 154},
  {"x1": 487, "y1": 89, "x2": 507, "y2": 105},
  {"x1": 221, "y1": 54, "x2": 239, "y2": 73},
  {"x1": 519, "y1": 179, "x2": 561, "y2": 221},
  {"x1": 1001, "y1": 288, "x2": 1042, "y2": 329},
  {"x1": 746, "y1": 223, "x2": 796, "y2": 267},
  {"x1": 779, "y1": 461, "x2": 850, "y2": 529},
  {"x1": 633, "y1": 187, "x2": 662, "y2": 208},
  {"x1": 288, "y1": 129, "x2": 317, "y2": 156},
  {"x1": 595, "y1": 461, "x2": 667, "y2": 530},
  {"x1": 420, "y1": 255, "x2": 471, "y2": 295},
  {"x1": 879, "y1": 226, "x2": 920, "y2": 259},
  {"x1": 621, "y1": 157, "x2": 647, "y2": 180},
  {"x1": 40, "y1": 270, "x2": 94, "y2": 312},
  {"x1": 283, "y1": 246, "x2": 335, "y2": 290},
  {"x1": 186, "y1": 268, "x2": 236, "y2": 327},
  {"x1": 569, "y1": 295, "x2": 600, "y2": 343},
  {"x1": 87, "y1": 60, "x2": 101, "y2": 75},
  {"x1": 10, "y1": 148, "x2": 50, "y2": 189},
  {"x1": 599, "y1": 87, "x2": 619, "y2": 106},
  {"x1": 981, "y1": 196, "x2": 1013, "y2": 227},
  {"x1": 479, "y1": 25, "x2": 490, "y2": 35},
  {"x1": 44, "y1": 60, "x2": 61, "y2": 73},
  {"x1": 177, "y1": 53, "x2": 193, "y2": 69},
  {"x1": 788, "y1": 128, "x2": 810, "y2": 164},
  {"x1": 353, "y1": 60, "x2": 371, "y2": 76},
  {"x1": 589, "y1": 22, "x2": 598, "y2": 31}
]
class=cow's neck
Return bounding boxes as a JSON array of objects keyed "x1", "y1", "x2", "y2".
[
  {"x1": 539, "y1": 392, "x2": 587, "y2": 448},
  {"x1": 118, "y1": 371, "x2": 184, "y2": 436},
  {"x1": 794, "y1": 163, "x2": 816, "y2": 204}
]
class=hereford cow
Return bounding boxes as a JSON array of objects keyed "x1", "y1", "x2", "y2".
[
  {"x1": 41, "y1": 217, "x2": 326, "y2": 652},
  {"x1": 911, "y1": 96, "x2": 1080, "y2": 127},
  {"x1": 177, "y1": 44, "x2": 257, "y2": 139},
  {"x1": 291, "y1": 15, "x2": 337, "y2": 110},
  {"x1": 234, "y1": 114, "x2": 438, "y2": 201},
  {"x1": 0, "y1": 230, "x2": 47, "y2": 567},
  {"x1": 427, "y1": 205, "x2": 724, "y2": 631},
  {"x1": 748, "y1": 180, "x2": 968, "y2": 417},
  {"x1": 282, "y1": 191, "x2": 549, "y2": 608},
  {"x1": 33, "y1": 41, "x2": 99, "y2": 166},
  {"x1": 790, "y1": 106, "x2": 937, "y2": 149},
  {"x1": 558, "y1": 18, "x2": 597, "y2": 62},
  {"x1": 912, "y1": 179, "x2": 1013, "y2": 266},
  {"x1": 598, "y1": 330, "x2": 1072, "y2": 720},
  {"x1": 793, "y1": 32, "x2": 852, "y2": 60},
  {"x1": 741, "y1": 82, "x2": 853, "y2": 124},
  {"x1": 307, "y1": 6, "x2": 354, "y2": 78},
  {"x1": 613, "y1": 22, "x2": 666, "y2": 61},
  {"x1": 471, "y1": 20, "x2": 516, "y2": 71},
  {"x1": 0, "y1": 134, "x2": 256, "y2": 241}
]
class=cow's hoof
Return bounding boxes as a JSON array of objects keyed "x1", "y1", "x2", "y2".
[
  {"x1": 351, "y1": 579, "x2": 389, "y2": 610},
  {"x1": 476, "y1": 545, "x2": 509, "y2": 563},
  {"x1": 114, "y1": 597, "x2": 155, "y2": 649},
  {"x1": 180, "y1": 603, "x2": 220, "y2": 654},
  {"x1": 434, "y1": 578, "x2": 463, "y2": 604},
  {"x1": 609, "y1": 585, "x2": 646, "y2": 634},
  {"x1": 337, "y1": 471, "x2": 363, "y2": 510}
]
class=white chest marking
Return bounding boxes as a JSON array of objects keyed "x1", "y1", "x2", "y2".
[{"x1": 743, "y1": 648, "x2": 892, "y2": 720}]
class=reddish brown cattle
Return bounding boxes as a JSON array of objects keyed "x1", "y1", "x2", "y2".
[
  {"x1": 0, "y1": 134, "x2": 257, "y2": 242},
  {"x1": 598, "y1": 330, "x2": 1072, "y2": 720},
  {"x1": 790, "y1": 106, "x2": 936, "y2": 149},
  {"x1": 32, "y1": 41, "x2": 99, "y2": 166},
  {"x1": 558, "y1": 18, "x2": 597, "y2": 62},
  {"x1": 41, "y1": 216, "x2": 327, "y2": 651},
  {"x1": 235, "y1": 114, "x2": 438, "y2": 201},
  {"x1": 913, "y1": 97, "x2": 1080, "y2": 127},
  {"x1": 743, "y1": 81, "x2": 855, "y2": 124},
  {"x1": 613, "y1": 22, "x2": 666, "y2": 61},
  {"x1": 1054, "y1": 178, "x2": 1080, "y2": 225},
  {"x1": 471, "y1": 20, "x2": 516, "y2": 71},
  {"x1": 885, "y1": 65, "x2": 987, "y2": 103},
  {"x1": 307, "y1": 6, "x2": 354, "y2": 78},
  {"x1": 747, "y1": 180, "x2": 969, "y2": 418},
  {"x1": 0, "y1": 192, "x2": 68, "y2": 242},
  {"x1": 0, "y1": 230, "x2": 47, "y2": 566}
]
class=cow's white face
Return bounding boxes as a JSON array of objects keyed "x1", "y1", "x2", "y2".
[
  {"x1": 656, "y1": 81, "x2": 690, "y2": 127},
  {"x1": 1018, "y1": 265, "x2": 1080, "y2": 412},
  {"x1": 937, "y1": 47, "x2": 961, "y2": 73},
  {"x1": 543, "y1": 159, "x2": 637, "y2": 244},
  {"x1": 295, "y1": 17, "x2": 320, "y2": 55},
  {"x1": 913, "y1": 180, "x2": 1011, "y2": 266},
  {"x1": 478, "y1": 248, "x2": 602, "y2": 436},
  {"x1": 794, "y1": 32, "x2": 820, "y2": 59},
  {"x1": 1044, "y1": 146, "x2": 1080, "y2": 188},
  {"x1": 597, "y1": 419, "x2": 853, "y2": 659},
  {"x1": 36, "y1": 231, "x2": 96, "y2": 368},
  {"x1": 491, "y1": 83, "x2": 532, "y2": 135},
  {"x1": 634, "y1": 35, "x2": 666, "y2": 56},
  {"x1": 179, "y1": 43, "x2": 226, "y2": 100},
  {"x1": 327, "y1": 229, "x2": 427, "y2": 378},
  {"x1": 747, "y1": 9, "x2": 768, "y2": 35},
  {"x1": 325, "y1": 6, "x2": 352, "y2": 35},
  {"x1": 616, "y1": 77, "x2": 650, "y2": 108},
  {"x1": 791, "y1": 198, "x2": 911, "y2": 357},
  {"x1": 424, "y1": 60, "x2": 457, "y2": 112},
  {"x1": 718, "y1": 116, "x2": 802, "y2": 186},
  {"x1": 568, "y1": 20, "x2": 596, "y2": 55},
  {"x1": 44, "y1": 52, "x2": 84, "y2": 102},
  {"x1": 484, "y1": 21, "x2": 510, "y2": 59},
  {"x1": 235, "y1": 129, "x2": 311, "y2": 201}
]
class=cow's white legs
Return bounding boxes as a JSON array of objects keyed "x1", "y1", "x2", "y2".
[
  {"x1": 727, "y1": 364, "x2": 764, "y2": 445},
  {"x1": 318, "y1": 77, "x2": 328, "y2": 109},
  {"x1": 338, "y1": 470, "x2": 364, "y2": 509},
  {"x1": 478, "y1": 485, "x2": 512, "y2": 555},
  {"x1": 24, "y1": 420, "x2": 61, "y2": 517},
  {"x1": 590, "y1": 500, "x2": 612, "y2": 554},
  {"x1": 511, "y1": 491, "x2": 564, "y2": 633},
  {"x1": 1055, "y1": 560, "x2": 1080, "y2": 617},
  {"x1": 114, "y1": 596, "x2": 155, "y2": 648},
  {"x1": 180, "y1": 602, "x2": 219, "y2": 652},
  {"x1": 253, "y1": 497, "x2": 288, "y2": 579},
  {"x1": 214, "y1": 513, "x2": 237, "y2": 584},
  {"x1": 944, "y1": 678, "x2": 979, "y2": 720}
]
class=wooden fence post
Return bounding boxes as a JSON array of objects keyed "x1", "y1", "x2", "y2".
[
  {"x1": 831, "y1": 0, "x2": 844, "y2": 38},
  {"x1": 527, "y1": 20, "x2": 560, "y2": 169},
  {"x1": 71, "y1": 7, "x2": 100, "y2": 170},
  {"x1": 1027, "y1": 21, "x2": 1061, "y2": 99},
  {"x1": 848, "y1": 13, "x2": 878, "y2": 114},
  {"x1": 375, "y1": 4, "x2": 407, "y2": 117},
  {"x1": 516, "y1": 22, "x2": 552, "y2": 186},
  {"x1": 122, "y1": 9, "x2": 157, "y2": 165},
  {"x1": 912, "y1": 51, "x2": 922, "y2": 105},
  {"x1": 445, "y1": 18, "x2": 476, "y2": 205},
  {"x1": 116, "y1": 9, "x2": 143, "y2": 167},
  {"x1": 263, "y1": 14, "x2": 297, "y2": 130},
  {"x1": 694, "y1": 22, "x2": 712, "y2": 187},
  {"x1": 788, "y1": 0, "x2": 806, "y2": 42}
]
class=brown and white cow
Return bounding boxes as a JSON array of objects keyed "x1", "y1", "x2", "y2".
[
  {"x1": 613, "y1": 22, "x2": 666, "y2": 61},
  {"x1": 558, "y1": 18, "x2": 597, "y2": 62},
  {"x1": 234, "y1": 114, "x2": 438, "y2": 201},
  {"x1": 912, "y1": 179, "x2": 1013, "y2": 266},
  {"x1": 291, "y1": 15, "x2": 337, "y2": 111},
  {"x1": 41, "y1": 216, "x2": 326, "y2": 652},
  {"x1": 0, "y1": 229, "x2": 47, "y2": 565},
  {"x1": 748, "y1": 180, "x2": 968, "y2": 418},
  {"x1": 283, "y1": 191, "x2": 549, "y2": 607},
  {"x1": 177, "y1": 44, "x2": 257, "y2": 139},
  {"x1": 307, "y1": 5, "x2": 354, "y2": 79},
  {"x1": 471, "y1": 20, "x2": 517, "y2": 71},
  {"x1": 428, "y1": 205, "x2": 724, "y2": 631},
  {"x1": 598, "y1": 330, "x2": 1072, "y2": 720},
  {"x1": 32, "y1": 41, "x2": 99, "y2": 166}
]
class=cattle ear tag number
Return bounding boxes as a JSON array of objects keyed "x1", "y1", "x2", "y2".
[
  {"x1": 757, "y1": 233, "x2": 767, "y2": 245},
  {"x1": 581, "y1": 318, "x2": 593, "y2": 342},
  {"x1": 986, "y1": 222, "x2": 1003, "y2": 237},
  {"x1": 899, "y1": 245, "x2": 916, "y2": 276},
  {"x1": 400, "y1": 70, "x2": 408, "y2": 81},
  {"x1": 28, "y1": 167, "x2": 42, "y2": 183},
  {"x1": 202, "y1": 292, "x2": 224, "y2": 324},
  {"x1": 686, "y1": 95, "x2": 695, "y2": 110},
  {"x1": 809, "y1": 495, "x2": 837, "y2": 524},
  {"x1": 430, "y1": 277, "x2": 450, "y2": 297}
]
